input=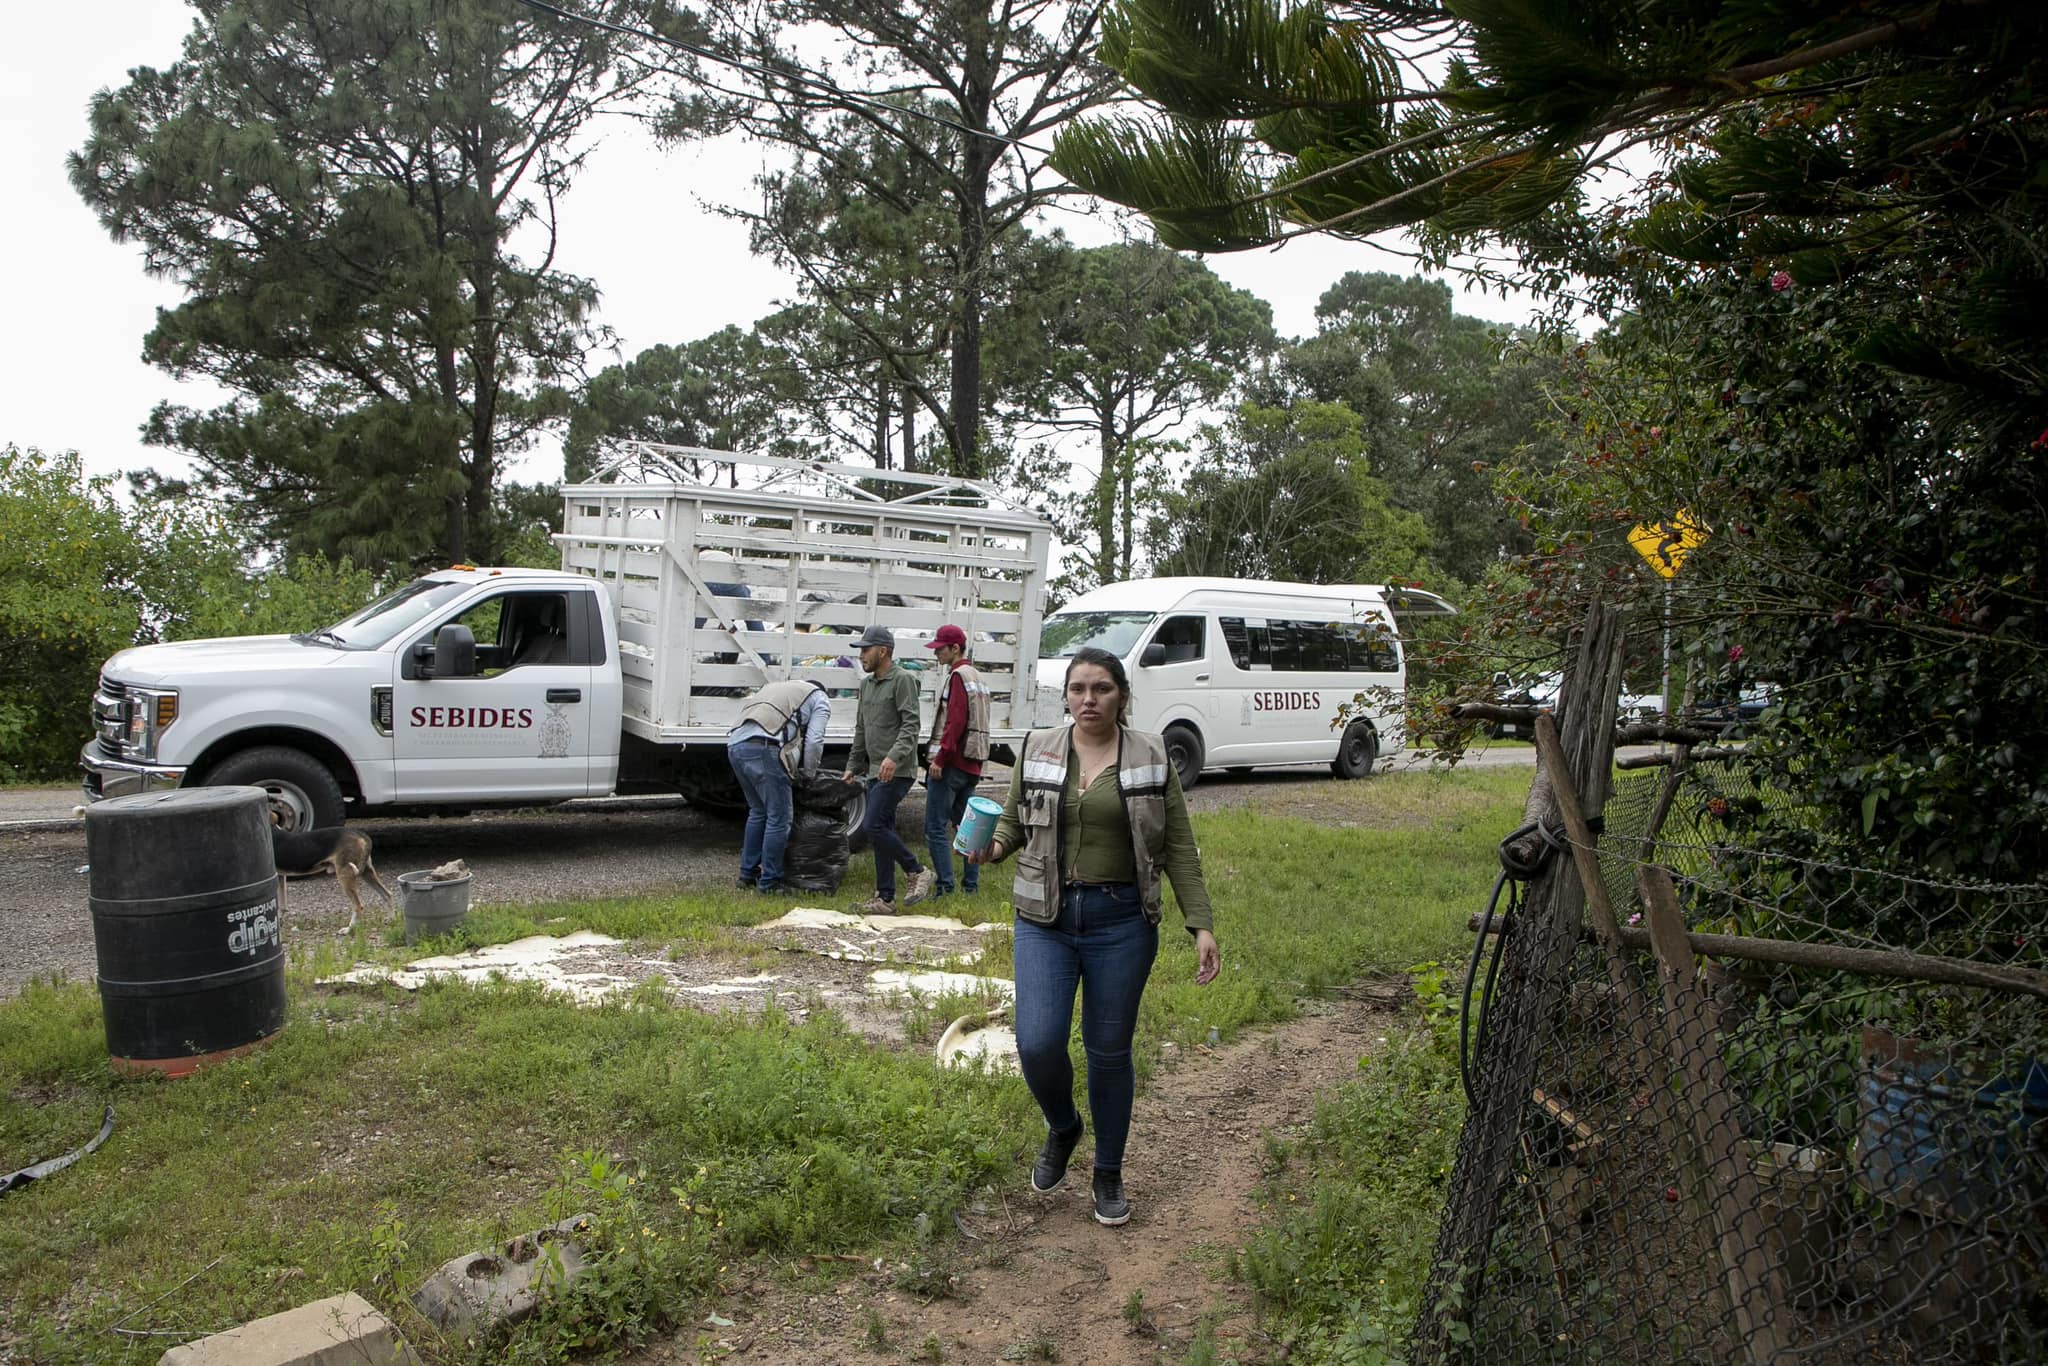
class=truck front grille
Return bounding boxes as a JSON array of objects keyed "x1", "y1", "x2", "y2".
[{"x1": 91, "y1": 677, "x2": 129, "y2": 751}]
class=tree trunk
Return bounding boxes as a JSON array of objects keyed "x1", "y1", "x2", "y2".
[
  {"x1": 950, "y1": 189, "x2": 988, "y2": 478},
  {"x1": 902, "y1": 384, "x2": 917, "y2": 472},
  {"x1": 436, "y1": 340, "x2": 467, "y2": 562},
  {"x1": 1092, "y1": 416, "x2": 1119, "y2": 586},
  {"x1": 873, "y1": 369, "x2": 891, "y2": 469},
  {"x1": 948, "y1": 36, "x2": 997, "y2": 480},
  {"x1": 462, "y1": 142, "x2": 500, "y2": 565},
  {"x1": 1118, "y1": 445, "x2": 1136, "y2": 580},
  {"x1": 464, "y1": 289, "x2": 498, "y2": 566}
]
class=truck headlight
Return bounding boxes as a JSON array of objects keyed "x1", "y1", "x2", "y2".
[{"x1": 122, "y1": 687, "x2": 179, "y2": 762}]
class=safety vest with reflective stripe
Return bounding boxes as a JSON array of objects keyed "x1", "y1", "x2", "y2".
[
  {"x1": 931, "y1": 660, "x2": 992, "y2": 763},
  {"x1": 735, "y1": 679, "x2": 825, "y2": 774},
  {"x1": 1009, "y1": 726, "x2": 1171, "y2": 926}
]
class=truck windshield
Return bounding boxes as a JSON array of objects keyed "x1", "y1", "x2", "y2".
[
  {"x1": 314, "y1": 578, "x2": 475, "y2": 649},
  {"x1": 1039, "y1": 611, "x2": 1157, "y2": 659}
]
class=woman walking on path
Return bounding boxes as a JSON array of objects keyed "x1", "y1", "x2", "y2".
[{"x1": 968, "y1": 646, "x2": 1221, "y2": 1225}]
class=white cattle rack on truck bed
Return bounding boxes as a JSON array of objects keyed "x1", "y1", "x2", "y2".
[{"x1": 557, "y1": 443, "x2": 1055, "y2": 752}]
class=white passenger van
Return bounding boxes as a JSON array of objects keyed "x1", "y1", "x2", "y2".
[{"x1": 1035, "y1": 578, "x2": 1455, "y2": 788}]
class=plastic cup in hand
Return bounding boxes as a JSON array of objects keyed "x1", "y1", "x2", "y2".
[{"x1": 953, "y1": 796, "x2": 1003, "y2": 856}]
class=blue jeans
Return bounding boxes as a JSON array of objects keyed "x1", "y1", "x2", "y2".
[
  {"x1": 862, "y1": 775, "x2": 921, "y2": 900},
  {"x1": 727, "y1": 739, "x2": 792, "y2": 888},
  {"x1": 1012, "y1": 883, "x2": 1158, "y2": 1173},
  {"x1": 922, "y1": 765, "x2": 981, "y2": 894}
]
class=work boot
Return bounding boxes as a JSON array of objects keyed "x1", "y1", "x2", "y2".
[
  {"x1": 903, "y1": 867, "x2": 937, "y2": 906},
  {"x1": 1031, "y1": 1122, "x2": 1084, "y2": 1194},
  {"x1": 1092, "y1": 1168, "x2": 1131, "y2": 1226},
  {"x1": 853, "y1": 895, "x2": 896, "y2": 917}
]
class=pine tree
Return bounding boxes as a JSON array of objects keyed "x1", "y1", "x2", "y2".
[{"x1": 71, "y1": 0, "x2": 665, "y2": 567}]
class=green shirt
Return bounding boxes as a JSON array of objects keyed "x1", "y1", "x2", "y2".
[
  {"x1": 846, "y1": 665, "x2": 921, "y2": 777},
  {"x1": 992, "y1": 745, "x2": 1214, "y2": 932}
]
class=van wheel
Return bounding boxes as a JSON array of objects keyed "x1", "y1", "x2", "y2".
[
  {"x1": 1331, "y1": 721, "x2": 1378, "y2": 780},
  {"x1": 1164, "y1": 725, "x2": 1205, "y2": 792},
  {"x1": 205, "y1": 746, "x2": 346, "y2": 832}
]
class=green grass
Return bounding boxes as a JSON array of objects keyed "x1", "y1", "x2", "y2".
[
  {"x1": 0, "y1": 768, "x2": 1524, "y2": 1362},
  {"x1": 1237, "y1": 1024, "x2": 1467, "y2": 1363}
]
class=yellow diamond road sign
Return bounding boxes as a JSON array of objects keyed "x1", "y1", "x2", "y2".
[{"x1": 1628, "y1": 510, "x2": 1707, "y2": 579}]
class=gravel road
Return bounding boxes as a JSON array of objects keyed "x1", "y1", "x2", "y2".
[{"x1": 0, "y1": 743, "x2": 1550, "y2": 999}]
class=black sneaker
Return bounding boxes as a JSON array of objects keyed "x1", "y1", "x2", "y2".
[
  {"x1": 1031, "y1": 1122, "x2": 1083, "y2": 1194},
  {"x1": 734, "y1": 875, "x2": 756, "y2": 890},
  {"x1": 1092, "y1": 1169, "x2": 1130, "y2": 1226}
]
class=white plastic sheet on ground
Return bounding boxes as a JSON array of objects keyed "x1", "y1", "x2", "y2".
[
  {"x1": 321, "y1": 931, "x2": 643, "y2": 1003},
  {"x1": 320, "y1": 914, "x2": 1015, "y2": 1036},
  {"x1": 754, "y1": 905, "x2": 997, "y2": 964},
  {"x1": 867, "y1": 968, "x2": 1014, "y2": 1002}
]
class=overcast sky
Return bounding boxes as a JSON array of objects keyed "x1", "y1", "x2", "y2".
[{"x1": 2, "y1": 1, "x2": 1540, "y2": 490}]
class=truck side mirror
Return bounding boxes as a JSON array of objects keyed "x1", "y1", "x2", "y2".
[
  {"x1": 418, "y1": 623, "x2": 477, "y2": 679},
  {"x1": 1139, "y1": 642, "x2": 1167, "y2": 668}
]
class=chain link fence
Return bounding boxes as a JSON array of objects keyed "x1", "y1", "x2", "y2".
[{"x1": 1415, "y1": 760, "x2": 2048, "y2": 1363}]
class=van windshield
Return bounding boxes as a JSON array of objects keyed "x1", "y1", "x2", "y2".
[{"x1": 1039, "y1": 611, "x2": 1157, "y2": 659}]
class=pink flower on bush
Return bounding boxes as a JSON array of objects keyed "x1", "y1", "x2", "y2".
[
  {"x1": 1770, "y1": 270, "x2": 1792, "y2": 291},
  {"x1": 1728, "y1": 645, "x2": 1745, "y2": 662}
]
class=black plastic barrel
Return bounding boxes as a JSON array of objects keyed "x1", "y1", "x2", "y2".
[{"x1": 85, "y1": 787, "x2": 286, "y2": 1077}]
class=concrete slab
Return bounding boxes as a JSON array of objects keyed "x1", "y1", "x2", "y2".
[
  {"x1": 157, "y1": 1292, "x2": 418, "y2": 1365},
  {"x1": 410, "y1": 1215, "x2": 591, "y2": 1339}
]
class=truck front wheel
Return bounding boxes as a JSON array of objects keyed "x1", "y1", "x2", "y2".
[{"x1": 204, "y1": 746, "x2": 347, "y2": 831}]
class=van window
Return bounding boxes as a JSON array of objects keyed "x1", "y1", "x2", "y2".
[
  {"x1": 1298, "y1": 620, "x2": 1349, "y2": 671},
  {"x1": 1220, "y1": 614, "x2": 1399, "y2": 673},
  {"x1": 1222, "y1": 617, "x2": 1271, "y2": 669},
  {"x1": 1268, "y1": 619, "x2": 1309, "y2": 671},
  {"x1": 1153, "y1": 615, "x2": 1206, "y2": 663},
  {"x1": 1344, "y1": 620, "x2": 1400, "y2": 673},
  {"x1": 1219, "y1": 617, "x2": 1251, "y2": 669},
  {"x1": 1040, "y1": 611, "x2": 1157, "y2": 658}
]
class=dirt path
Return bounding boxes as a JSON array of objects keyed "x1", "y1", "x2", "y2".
[{"x1": 623, "y1": 990, "x2": 1405, "y2": 1365}]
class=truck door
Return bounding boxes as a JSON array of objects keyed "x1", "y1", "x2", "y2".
[{"x1": 391, "y1": 588, "x2": 597, "y2": 801}]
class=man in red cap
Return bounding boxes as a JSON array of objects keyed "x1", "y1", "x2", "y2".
[{"x1": 923, "y1": 623, "x2": 989, "y2": 897}]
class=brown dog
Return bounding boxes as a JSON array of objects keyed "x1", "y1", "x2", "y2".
[{"x1": 269, "y1": 813, "x2": 392, "y2": 932}]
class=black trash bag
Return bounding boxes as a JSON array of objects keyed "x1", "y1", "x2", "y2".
[
  {"x1": 783, "y1": 809, "x2": 850, "y2": 893},
  {"x1": 791, "y1": 769, "x2": 860, "y2": 814}
]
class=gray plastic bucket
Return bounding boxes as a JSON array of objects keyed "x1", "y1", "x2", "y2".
[{"x1": 398, "y1": 871, "x2": 473, "y2": 943}]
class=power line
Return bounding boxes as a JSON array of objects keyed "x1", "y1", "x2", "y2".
[{"x1": 509, "y1": 0, "x2": 1063, "y2": 158}]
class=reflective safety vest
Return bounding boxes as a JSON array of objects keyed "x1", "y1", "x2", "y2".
[
  {"x1": 931, "y1": 660, "x2": 991, "y2": 763},
  {"x1": 1009, "y1": 725, "x2": 1171, "y2": 926},
  {"x1": 735, "y1": 679, "x2": 824, "y2": 774}
]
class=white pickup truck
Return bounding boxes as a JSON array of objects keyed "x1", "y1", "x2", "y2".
[{"x1": 81, "y1": 446, "x2": 1056, "y2": 830}]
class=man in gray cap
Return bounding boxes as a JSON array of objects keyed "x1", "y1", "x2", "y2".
[{"x1": 842, "y1": 624, "x2": 934, "y2": 911}]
